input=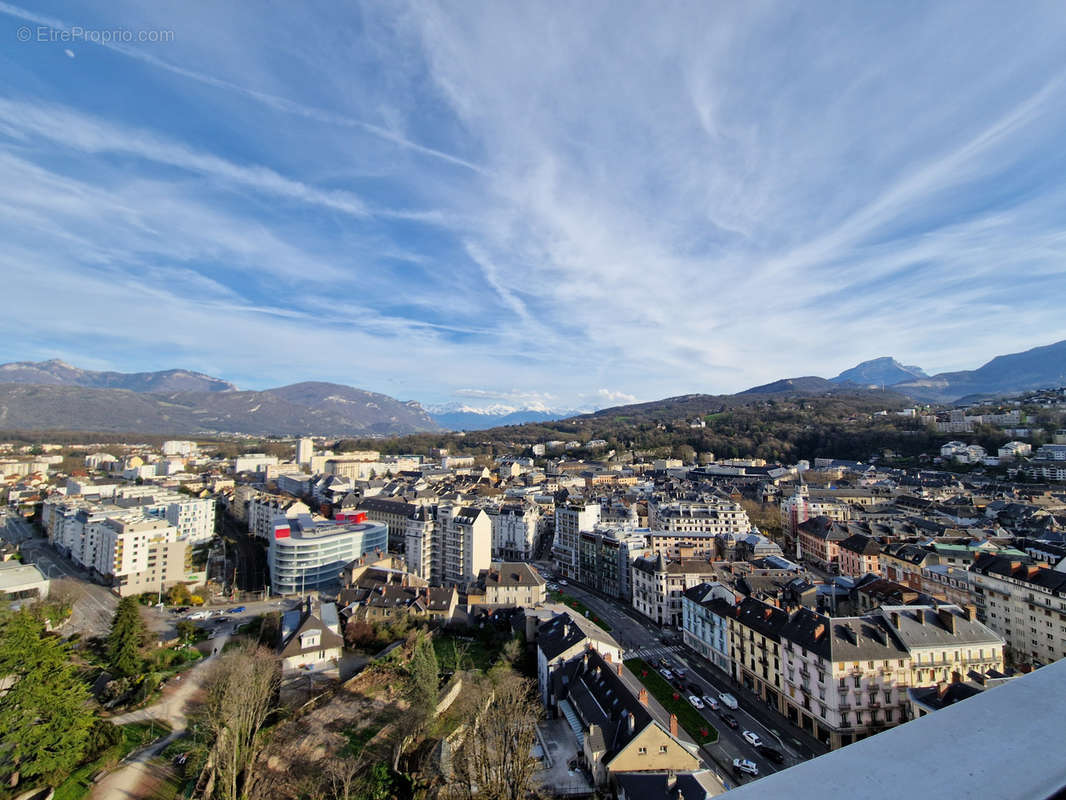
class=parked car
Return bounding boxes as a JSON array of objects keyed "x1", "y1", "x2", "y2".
[
  {"x1": 732, "y1": 758, "x2": 759, "y2": 777},
  {"x1": 757, "y1": 744, "x2": 785, "y2": 764},
  {"x1": 688, "y1": 695, "x2": 704, "y2": 709},
  {"x1": 674, "y1": 667, "x2": 687, "y2": 679},
  {"x1": 558, "y1": 579, "x2": 568, "y2": 586},
  {"x1": 227, "y1": 606, "x2": 246, "y2": 613},
  {"x1": 661, "y1": 669, "x2": 674, "y2": 680},
  {"x1": 659, "y1": 657, "x2": 671, "y2": 668},
  {"x1": 214, "y1": 616, "x2": 230, "y2": 624},
  {"x1": 718, "y1": 692, "x2": 739, "y2": 710},
  {"x1": 702, "y1": 695, "x2": 719, "y2": 711},
  {"x1": 742, "y1": 730, "x2": 764, "y2": 748},
  {"x1": 720, "y1": 713, "x2": 739, "y2": 729}
]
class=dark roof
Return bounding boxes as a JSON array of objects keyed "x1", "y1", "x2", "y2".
[
  {"x1": 970, "y1": 553, "x2": 1066, "y2": 596},
  {"x1": 839, "y1": 533, "x2": 882, "y2": 556},
  {"x1": 733, "y1": 596, "x2": 789, "y2": 641},
  {"x1": 356, "y1": 497, "x2": 417, "y2": 516},
  {"x1": 480, "y1": 562, "x2": 544, "y2": 588}
]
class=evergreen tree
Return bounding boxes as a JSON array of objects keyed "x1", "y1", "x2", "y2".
[
  {"x1": 406, "y1": 632, "x2": 439, "y2": 714},
  {"x1": 0, "y1": 609, "x2": 95, "y2": 785},
  {"x1": 107, "y1": 596, "x2": 147, "y2": 679}
]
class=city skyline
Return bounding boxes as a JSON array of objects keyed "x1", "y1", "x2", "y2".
[{"x1": 3, "y1": 2, "x2": 1066, "y2": 409}]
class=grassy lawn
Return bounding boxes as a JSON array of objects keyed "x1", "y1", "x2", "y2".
[
  {"x1": 53, "y1": 721, "x2": 172, "y2": 800},
  {"x1": 624, "y1": 658, "x2": 717, "y2": 745},
  {"x1": 547, "y1": 590, "x2": 611, "y2": 631}
]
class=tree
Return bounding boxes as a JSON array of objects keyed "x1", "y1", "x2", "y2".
[
  {"x1": 406, "y1": 632, "x2": 439, "y2": 715},
  {"x1": 199, "y1": 643, "x2": 280, "y2": 800},
  {"x1": 0, "y1": 609, "x2": 95, "y2": 786},
  {"x1": 447, "y1": 672, "x2": 542, "y2": 800},
  {"x1": 168, "y1": 582, "x2": 192, "y2": 606},
  {"x1": 176, "y1": 620, "x2": 198, "y2": 643},
  {"x1": 107, "y1": 596, "x2": 147, "y2": 679}
]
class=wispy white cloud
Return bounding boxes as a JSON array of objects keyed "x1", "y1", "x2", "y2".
[{"x1": 3, "y1": 1, "x2": 1066, "y2": 407}]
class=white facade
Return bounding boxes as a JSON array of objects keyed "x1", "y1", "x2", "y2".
[
  {"x1": 441, "y1": 505, "x2": 491, "y2": 586},
  {"x1": 162, "y1": 440, "x2": 198, "y2": 457},
  {"x1": 296, "y1": 437, "x2": 314, "y2": 466},
  {"x1": 491, "y1": 504, "x2": 540, "y2": 561},
  {"x1": 268, "y1": 517, "x2": 388, "y2": 595},
  {"x1": 164, "y1": 496, "x2": 216, "y2": 544},
  {"x1": 234, "y1": 453, "x2": 278, "y2": 473}
]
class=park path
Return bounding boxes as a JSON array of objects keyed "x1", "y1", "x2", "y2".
[{"x1": 90, "y1": 635, "x2": 229, "y2": 800}]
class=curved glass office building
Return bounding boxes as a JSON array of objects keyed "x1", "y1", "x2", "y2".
[{"x1": 268, "y1": 514, "x2": 388, "y2": 595}]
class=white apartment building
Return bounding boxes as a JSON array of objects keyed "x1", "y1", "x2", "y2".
[
  {"x1": 441, "y1": 505, "x2": 491, "y2": 586},
  {"x1": 97, "y1": 515, "x2": 188, "y2": 596},
  {"x1": 165, "y1": 496, "x2": 216, "y2": 544},
  {"x1": 969, "y1": 553, "x2": 1066, "y2": 666},
  {"x1": 553, "y1": 502, "x2": 601, "y2": 581},
  {"x1": 998, "y1": 441, "x2": 1032, "y2": 461},
  {"x1": 234, "y1": 453, "x2": 278, "y2": 473},
  {"x1": 491, "y1": 503, "x2": 541, "y2": 561},
  {"x1": 162, "y1": 440, "x2": 198, "y2": 457},
  {"x1": 405, "y1": 505, "x2": 440, "y2": 584},
  {"x1": 648, "y1": 498, "x2": 751, "y2": 535},
  {"x1": 296, "y1": 437, "x2": 314, "y2": 466},
  {"x1": 247, "y1": 494, "x2": 311, "y2": 540}
]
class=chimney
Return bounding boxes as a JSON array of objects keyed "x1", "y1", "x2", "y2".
[
  {"x1": 669, "y1": 713, "x2": 678, "y2": 738},
  {"x1": 628, "y1": 714, "x2": 636, "y2": 733},
  {"x1": 937, "y1": 607, "x2": 956, "y2": 633},
  {"x1": 638, "y1": 687, "x2": 649, "y2": 706},
  {"x1": 916, "y1": 610, "x2": 925, "y2": 625},
  {"x1": 604, "y1": 651, "x2": 613, "y2": 663},
  {"x1": 937, "y1": 681, "x2": 949, "y2": 699},
  {"x1": 617, "y1": 662, "x2": 623, "y2": 677},
  {"x1": 963, "y1": 604, "x2": 976, "y2": 622},
  {"x1": 951, "y1": 671, "x2": 962, "y2": 683},
  {"x1": 890, "y1": 611, "x2": 901, "y2": 629},
  {"x1": 667, "y1": 772, "x2": 677, "y2": 790},
  {"x1": 813, "y1": 623, "x2": 826, "y2": 640}
]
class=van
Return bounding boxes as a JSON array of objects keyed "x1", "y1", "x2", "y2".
[{"x1": 718, "y1": 692, "x2": 739, "y2": 710}]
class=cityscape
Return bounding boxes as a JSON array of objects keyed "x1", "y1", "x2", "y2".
[{"x1": 4, "y1": 2, "x2": 1066, "y2": 800}]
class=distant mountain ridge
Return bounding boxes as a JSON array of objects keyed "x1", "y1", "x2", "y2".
[
  {"x1": 0, "y1": 359, "x2": 236, "y2": 393},
  {"x1": 0, "y1": 361, "x2": 438, "y2": 436},
  {"x1": 830, "y1": 357, "x2": 928, "y2": 387}
]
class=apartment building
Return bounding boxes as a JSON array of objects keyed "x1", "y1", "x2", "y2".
[
  {"x1": 796, "y1": 517, "x2": 850, "y2": 571},
  {"x1": 837, "y1": 533, "x2": 881, "y2": 577},
  {"x1": 681, "y1": 584, "x2": 737, "y2": 673},
  {"x1": 477, "y1": 562, "x2": 546, "y2": 607},
  {"x1": 553, "y1": 502, "x2": 601, "y2": 581},
  {"x1": 780, "y1": 485, "x2": 851, "y2": 557},
  {"x1": 578, "y1": 528, "x2": 649, "y2": 600},
  {"x1": 490, "y1": 502, "x2": 541, "y2": 561},
  {"x1": 729, "y1": 597, "x2": 789, "y2": 709},
  {"x1": 404, "y1": 505, "x2": 440, "y2": 584},
  {"x1": 440, "y1": 505, "x2": 491, "y2": 586},
  {"x1": 631, "y1": 555, "x2": 730, "y2": 626},
  {"x1": 969, "y1": 553, "x2": 1066, "y2": 666},
  {"x1": 248, "y1": 494, "x2": 311, "y2": 540},
  {"x1": 779, "y1": 604, "x2": 1002, "y2": 749},
  {"x1": 98, "y1": 515, "x2": 188, "y2": 597},
  {"x1": 356, "y1": 497, "x2": 418, "y2": 553},
  {"x1": 648, "y1": 498, "x2": 751, "y2": 535}
]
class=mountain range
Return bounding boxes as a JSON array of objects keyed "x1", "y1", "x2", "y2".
[
  {"x1": 1, "y1": 338, "x2": 1065, "y2": 436},
  {"x1": 425, "y1": 403, "x2": 583, "y2": 431}
]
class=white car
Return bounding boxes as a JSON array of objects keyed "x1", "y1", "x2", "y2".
[
  {"x1": 558, "y1": 579, "x2": 568, "y2": 586},
  {"x1": 702, "y1": 695, "x2": 719, "y2": 711},
  {"x1": 688, "y1": 695, "x2": 704, "y2": 709},
  {"x1": 733, "y1": 758, "x2": 758, "y2": 777},
  {"x1": 742, "y1": 730, "x2": 763, "y2": 748},
  {"x1": 718, "y1": 692, "x2": 739, "y2": 710},
  {"x1": 661, "y1": 669, "x2": 674, "y2": 680}
]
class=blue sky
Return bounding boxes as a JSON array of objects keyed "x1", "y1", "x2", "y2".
[{"x1": 2, "y1": 2, "x2": 1066, "y2": 411}]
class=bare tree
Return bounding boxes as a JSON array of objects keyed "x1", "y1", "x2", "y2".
[
  {"x1": 326, "y1": 756, "x2": 361, "y2": 800},
  {"x1": 447, "y1": 672, "x2": 542, "y2": 800},
  {"x1": 200, "y1": 643, "x2": 280, "y2": 800}
]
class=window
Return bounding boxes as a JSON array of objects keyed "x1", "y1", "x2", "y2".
[
  {"x1": 659, "y1": 745, "x2": 668, "y2": 754},
  {"x1": 638, "y1": 747, "x2": 647, "y2": 755}
]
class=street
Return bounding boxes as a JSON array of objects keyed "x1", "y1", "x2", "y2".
[{"x1": 537, "y1": 561, "x2": 821, "y2": 785}]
